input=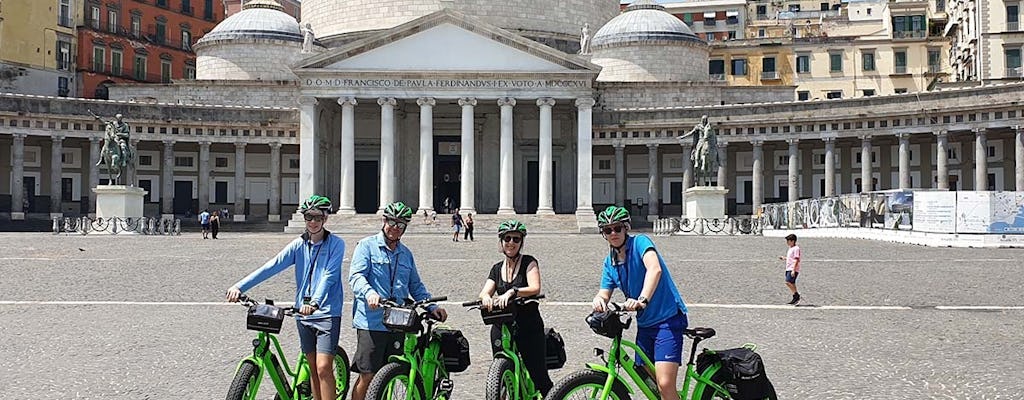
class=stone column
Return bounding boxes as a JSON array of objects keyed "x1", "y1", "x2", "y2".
[
  {"x1": 459, "y1": 97, "x2": 477, "y2": 214},
  {"x1": 681, "y1": 142, "x2": 693, "y2": 216},
  {"x1": 198, "y1": 140, "x2": 211, "y2": 212},
  {"x1": 88, "y1": 136, "x2": 101, "y2": 215},
  {"x1": 50, "y1": 135, "x2": 64, "y2": 217},
  {"x1": 787, "y1": 139, "x2": 799, "y2": 202},
  {"x1": 298, "y1": 96, "x2": 319, "y2": 203},
  {"x1": 613, "y1": 142, "x2": 626, "y2": 205},
  {"x1": 1015, "y1": 125, "x2": 1023, "y2": 191},
  {"x1": 536, "y1": 98, "x2": 555, "y2": 215},
  {"x1": 935, "y1": 130, "x2": 949, "y2": 190},
  {"x1": 161, "y1": 139, "x2": 174, "y2": 218},
  {"x1": 824, "y1": 138, "x2": 836, "y2": 197},
  {"x1": 416, "y1": 97, "x2": 435, "y2": 215},
  {"x1": 378, "y1": 97, "x2": 397, "y2": 212},
  {"x1": 498, "y1": 97, "x2": 516, "y2": 214},
  {"x1": 751, "y1": 140, "x2": 763, "y2": 212},
  {"x1": 234, "y1": 142, "x2": 247, "y2": 221},
  {"x1": 716, "y1": 142, "x2": 727, "y2": 188},
  {"x1": 860, "y1": 136, "x2": 872, "y2": 192},
  {"x1": 974, "y1": 128, "x2": 988, "y2": 190},
  {"x1": 269, "y1": 142, "x2": 282, "y2": 221},
  {"x1": 337, "y1": 96, "x2": 357, "y2": 214},
  {"x1": 575, "y1": 98, "x2": 595, "y2": 217},
  {"x1": 647, "y1": 143, "x2": 660, "y2": 219},
  {"x1": 11, "y1": 133, "x2": 26, "y2": 220},
  {"x1": 898, "y1": 133, "x2": 911, "y2": 189}
]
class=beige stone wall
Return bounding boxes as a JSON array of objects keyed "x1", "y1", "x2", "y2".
[
  {"x1": 196, "y1": 41, "x2": 303, "y2": 81},
  {"x1": 596, "y1": 82, "x2": 794, "y2": 109},
  {"x1": 108, "y1": 81, "x2": 301, "y2": 108},
  {"x1": 593, "y1": 44, "x2": 710, "y2": 82},
  {"x1": 302, "y1": 0, "x2": 619, "y2": 41}
]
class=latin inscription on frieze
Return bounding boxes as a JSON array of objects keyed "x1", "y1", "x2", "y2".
[{"x1": 303, "y1": 78, "x2": 590, "y2": 89}]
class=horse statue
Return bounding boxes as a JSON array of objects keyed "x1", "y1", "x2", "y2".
[
  {"x1": 90, "y1": 110, "x2": 134, "y2": 185},
  {"x1": 678, "y1": 115, "x2": 720, "y2": 186}
]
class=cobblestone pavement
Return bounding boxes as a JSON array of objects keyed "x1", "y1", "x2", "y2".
[{"x1": 0, "y1": 231, "x2": 1022, "y2": 399}]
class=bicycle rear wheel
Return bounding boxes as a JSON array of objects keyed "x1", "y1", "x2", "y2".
[
  {"x1": 334, "y1": 346, "x2": 351, "y2": 400},
  {"x1": 226, "y1": 360, "x2": 261, "y2": 400},
  {"x1": 696, "y1": 374, "x2": 778, "y2": 400},
  {"x1": 365, "y1": 362, "x2": 424, "y2": 400},
  {"x1": 547, "y1": 369, "x2": 630, "y2": 400}
]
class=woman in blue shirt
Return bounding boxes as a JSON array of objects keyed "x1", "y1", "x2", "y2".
[{"x1": 591, "y1": 206, "x2": 688, "y2": 400}]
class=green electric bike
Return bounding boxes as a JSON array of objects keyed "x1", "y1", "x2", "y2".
[
  {"x1": 548, "y1": 303, "x2": 776, "y2": 400},
  {"x1": 227, "y1": 295, "x2": 352, "y2": 400},
  {"x1": 461, "y1": 295, "x2": 549, "y2": 400},
  {"x1": 365, "y1": 296, "x2": 471, "y2": 400}
]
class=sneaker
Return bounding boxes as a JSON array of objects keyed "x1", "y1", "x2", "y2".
[{"x1": 793, "y1": 293, "x2": 801, "y2": 305}]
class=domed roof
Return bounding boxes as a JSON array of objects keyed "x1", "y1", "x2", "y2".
[
  {"x1": 197, "y1": 0, "x2": 302, "y2": 43},
  {"x1": 592, "y1": 0, "x2": 702, "y2": 48}
]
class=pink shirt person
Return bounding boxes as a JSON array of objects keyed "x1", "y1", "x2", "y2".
[{"x1": 785, "y1": 245, "x2": 801, "y2": 273}]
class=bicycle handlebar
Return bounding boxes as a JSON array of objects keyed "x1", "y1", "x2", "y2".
[
  {"x1": 382, "y1": 295, "x2": 448, "y2": 309},
  {"x1": 235, "y1": 294, "x2": 298, "y2": 315},
  {"x1": 461, "y1": 294, "x2": 545, "y2": 308}
]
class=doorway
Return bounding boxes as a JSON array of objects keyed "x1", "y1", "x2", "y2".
[
  {"x1": 23, "y1": 177, "x2": 36, "y2": 212},
  {"x1": 526, "y1": 161, "x2": 557, "y2": 214},
  {"x1": 354, "y1": 160, "x2": 379, "y2": 213},
  {"x1": 434, "y1": 137, "x2": 460, "y2": 213},
  {"x1": 173, "y1": 180, "x2": 193, "y2": 214}
]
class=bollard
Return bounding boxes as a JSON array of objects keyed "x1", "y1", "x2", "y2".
[{"x1": 52, "y1": 218, "x2": 60, "y2": 234}]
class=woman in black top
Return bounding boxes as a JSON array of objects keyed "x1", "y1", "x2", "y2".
[{"x1": 477, "y1": 220, "x2": 553, "y2": 395}]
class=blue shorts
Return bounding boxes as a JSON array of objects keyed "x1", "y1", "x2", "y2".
[
  {"x1": 296, "y1": 316, "x2": 341, "y2": 355},
  {"x1": 785, "y1": 270, "x2": 799, "y2": 284},
  {"x1": 635, "y1": 312, "x2": 688, "y2": 365}
]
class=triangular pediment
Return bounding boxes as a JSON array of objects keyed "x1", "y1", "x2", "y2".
[{"x1": 295, "y1": 9, "x2": 600, "y2": 73}]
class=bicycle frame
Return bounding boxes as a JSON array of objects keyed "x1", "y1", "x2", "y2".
[
  {"x1": 494, "y1": 322, "x2": 541, "y2": 400},
  {"x1": 234, "y1": 330, "x2": 312, "y2": 400}
]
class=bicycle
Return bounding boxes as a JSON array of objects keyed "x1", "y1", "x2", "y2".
[
  {"x1": 227, "y1": 295, "x2": 352, "y2": 400},
  {"x1": 547, "y1": 303, "x2": 777, "y2": 400},
  {"x1": 461, "y1": 295, "x2": 548, "y2": 400},
  {"x1": 365, "y1": 296, "x2": 471, "y2": 400}
]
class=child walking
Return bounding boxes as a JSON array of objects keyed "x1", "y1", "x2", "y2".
[{"x1": 779, "y1": 234, "x2": 802, "y2": 305}]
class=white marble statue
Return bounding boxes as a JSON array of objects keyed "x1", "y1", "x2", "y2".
[
  {"x1": 579, "y1": 23, "x2": 591, "y2": 55},
  {"x1": 301, "y1": 23, "x2": 315, "y2": 53}
]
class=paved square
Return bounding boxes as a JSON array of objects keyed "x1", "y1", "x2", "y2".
[{"x1": 0, "y1": 230, "x2": 1021, "y2": 399}]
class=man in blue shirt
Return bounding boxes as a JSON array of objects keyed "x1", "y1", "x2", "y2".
[
  {"x1": 349, "y1": 201, "x2": 448, "y2": 400},
  {"x1": 591, "y1": 206, "x2": 688, "y2": 400},
  {"x1": 198, "y1": 209, "x2": 211, "y2": 239},
  {"x1": 226, "y1": 194, "x2": 345, "y2": 400}
]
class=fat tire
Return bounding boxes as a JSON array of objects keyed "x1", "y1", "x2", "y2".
[
  {"x1": 547, "y1": 369, "x2": 630, "y2": 400},
  {"x1": 334, "y1": 346, "x2": 352, "y2": 400},
  {"x1": 365, "y1": 362, "x2": 423, "y2": 400},
  {"x1": 485, "y1": 357, "x2": 517, "y2": 400},
  {"x1": 226, "y1": 360, "x2": 260, "y2": 400}
]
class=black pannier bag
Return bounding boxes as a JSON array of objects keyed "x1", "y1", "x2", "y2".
[
  {"x1": 435, "y1": 328, "x2": 471, "y2": 373},
  {"x1": 544, "y1": 328, "x2": 567, "y2": 369},
  {"x1": 247, "y1": 303, "x2": 285, "y2": 334},
  {"x1": 696, "y1": 347, "x2": 776, "y2": 400}
]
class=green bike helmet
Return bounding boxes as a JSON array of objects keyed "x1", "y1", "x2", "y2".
[
  {"x1": 497, "y1": 220, "x2": 527, "y2": 237},
  {"x1": 596, "y1": 206, "x2": 631, "y2": 228},
  {"x1": 383, "y1": 201, "x2": 413, "y2": 222},
  {"x1": 299, "y1": 194, "x2": 333, "y2": 214}
]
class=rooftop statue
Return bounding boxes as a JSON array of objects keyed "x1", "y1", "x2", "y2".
[
  {"x1": 579, "y1": 23, "x2": 591, "y2": 55},
  {"x1": 301, "y1": 23, "x2": 315, "y2": 53}
]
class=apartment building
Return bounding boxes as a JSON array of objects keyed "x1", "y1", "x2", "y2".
[
  {"x1": 946, "y1": 0, "x2": 1024, "y2": 81},
  {"x1": 663, "y1": 0, "x2": 749, "y2": 42},
  {"x1": 0, "y1": 0, "x2": 78, "y2": 96}
]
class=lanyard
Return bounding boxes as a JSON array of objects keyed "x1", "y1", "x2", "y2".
[
  {"x1": 306, "y1": 235, "x2": 327, "y2": 297},
  {"x1": 385, "y1": 248, "x2": 400, "y2": 300}
]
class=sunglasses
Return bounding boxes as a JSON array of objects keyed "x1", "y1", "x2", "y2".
[
  {"x1": 385, "y1": 219, "x2": 408, "y2": 230},
  {"x1": 303, "y1": 214, "x2": 326, "y2": 222},
  {"x1": 601, "y1": 225, "x2": 626, "y2": 235},
  {"x1": 501, "y1": 236, "x2": 522, "y2": 244}
]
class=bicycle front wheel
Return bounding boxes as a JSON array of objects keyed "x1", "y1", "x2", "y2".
[
  {"x1": 486, "y1": 357, "x2": 526, "y2": 400},
  {"x1": 547, "y1": 369, "x2": 630, "y2": 400},
  {"x1": 334, "y1": 346, "x2": 351, "y2": 400},
  {"x1": 226, "y1": 360, "x2": 261, "y2": 400},
  {"x1": 365, "y1": 362, "x2": 424, "y2": 400}
]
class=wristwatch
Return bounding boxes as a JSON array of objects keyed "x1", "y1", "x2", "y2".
[
  {"x1": 511, "y1": 287, "x2": 520, "y2": 298},
  {"x1": 636, "y1": 296, "x2": 648, "y2": 308},
  {"x1": 309, "y1": 301, "x2": 319, "y2": 309}
]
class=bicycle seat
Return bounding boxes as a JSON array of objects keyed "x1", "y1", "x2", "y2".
[{"x1": 684, "y1": 327, "x2": 716, "y2": 339}]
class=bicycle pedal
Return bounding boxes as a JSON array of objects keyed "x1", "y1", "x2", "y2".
[{"x1": 439, "y1": 378, "x2": 454, "y2": 392}]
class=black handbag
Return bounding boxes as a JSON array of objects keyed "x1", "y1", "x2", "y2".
[{"x1": 246, "y1": 304, "x2": 285, "y2": 334}]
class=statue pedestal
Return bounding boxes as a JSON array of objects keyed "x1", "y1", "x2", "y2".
[
  {"x1": 684, "y1": 186, "x2": 729, "y2": 219},
  {"x1": 94, "y1": 185, "x2": 147, "y2": 219}
]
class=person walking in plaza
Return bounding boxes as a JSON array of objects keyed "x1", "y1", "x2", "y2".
[
  {"x1": 225, "y1": 194, "x2": 345, "y2": 400},
  {"x1": 198, "y1": 209, "x2": 211, "y2": 239},
  {"x1": 451, "y1": 208, "x2": 463, "y2": 242},
  {"x1": 210, "y1": 210, "x2": 221, "y2": 239},
  {"x1": 464, "y1": 212, "x2": 475, "y2": 241},
  {"x1": 476, "y1": 220, "x2": 553, "y2": 395},
  {"x1": 779, "y1": 233, "x2": 802, "y2": 305},
  {"x1": 591, "y1": 206, "x2": 689, "y2": 400},
  {"x1": 349, "y1": 201, "x2": 449, "y2": 400}
]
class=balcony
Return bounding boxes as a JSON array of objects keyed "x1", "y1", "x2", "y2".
[
  {"x1": 83, "y1": 64, "x2": 165, "y2": 82},
  {"x1": 894, "y1": 65, "x2": 908, "y2": 74},
  {"x1": 761, "y1": 71, "x2": 780, "y2": 80},
  {"x1": 58, "y1": 15, "x2": 73, "y2": 27},
  {"x1": 1009, "y1": 21, "x2": 1020, "y2": 32},
  {"x1": 709, "y1": 74, "x2": 726, "y2": 81},
  {"x1": 927, "y1": 64, "x2": 943, "y2": 74},
  {"x1": 893, "y1": 30, "x2": 927, "y2": 39},
  {"x1": 1007, "y1": 67, "x2": 1024, "y2": 78}
]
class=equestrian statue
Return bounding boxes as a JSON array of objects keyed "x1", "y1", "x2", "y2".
[
  {"x1": 89, "y1": 110, "x2": 135, "y2": 185},
  {"x1": 678, "y1": 115, "x2": 720, "y2": 187}
]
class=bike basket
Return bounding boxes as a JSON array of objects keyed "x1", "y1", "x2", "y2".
[
  {"x1": 480, "y1": 306, "x2": 515, "y2": 326},
  {"x1": 383, "y1": 306, "x2": 421, "y2": 333},
  {"x1": 247, "y1": 304, "x2": 285, "y2": 334},
  {"x1": 585, "y1": 310, "x2": 625, "y2": 338},
  {"x1": 435, "y1": 328, "x2": 471, "y2": 373},
  {"x1": 544, "y1": 328, "x2": 567, "y2": 370}
]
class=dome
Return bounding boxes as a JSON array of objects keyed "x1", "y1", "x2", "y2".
[
  {"x1": 591, "y1": 0, "x2": 703, "y2": 49},
  {"x1": 197, "y1": 0, "x2": 302, "y2": 44}
]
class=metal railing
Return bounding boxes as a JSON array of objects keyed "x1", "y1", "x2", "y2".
[
  {"x1": 53, "y1": 216, "x2": 182, "y2": 235},
  {"x1": 709, "y1": 73, "x2": 726, "y2": 81},
  {"x1": 1007, "y1": 67, "x2": 1024, "y2": 78},
  {"x1": 928, "y1": 64, "x2": 943, "y2": 74},
  {"x1": 58, "y1": 15, "x2": 73, "y2": 27},
  {"x1": 653, "y1": 217, "x2": 762, "y2": 236},
  {"x1": 1009, "y1": 21, "x2": 1020, "y2": 31},
  {"x1": 761, "y1": 70, "x2": 780, "y2": 80},
  {"x1": 894, "y1": 65, "x2": 908, "y2": 74},
  {"x1": 893, "y1": 30, "x2": 927, "y2": 39}
]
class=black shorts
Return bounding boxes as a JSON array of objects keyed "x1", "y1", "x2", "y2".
[{"x1": 352, "y1": 329, "x2": 405, "y2": 374}]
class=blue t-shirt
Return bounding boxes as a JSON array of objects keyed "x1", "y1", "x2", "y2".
[
  {"x1": 199, "y1": 211, "x2": 210, "y2": 224},
  {"x1": 234, "y1": 232, "x2": 346, "y2": 319},
  {"x1": 600, "y1": 234, "x2": 688, "y2": 328}
]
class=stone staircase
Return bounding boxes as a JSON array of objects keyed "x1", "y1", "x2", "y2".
[{"x1": 285, "y1": 213, "x2": 594, "y2": 235}]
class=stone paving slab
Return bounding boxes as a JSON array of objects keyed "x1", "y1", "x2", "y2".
[{"x1": 0, "y1": 232, "x2": 1022, "y2": 399}]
